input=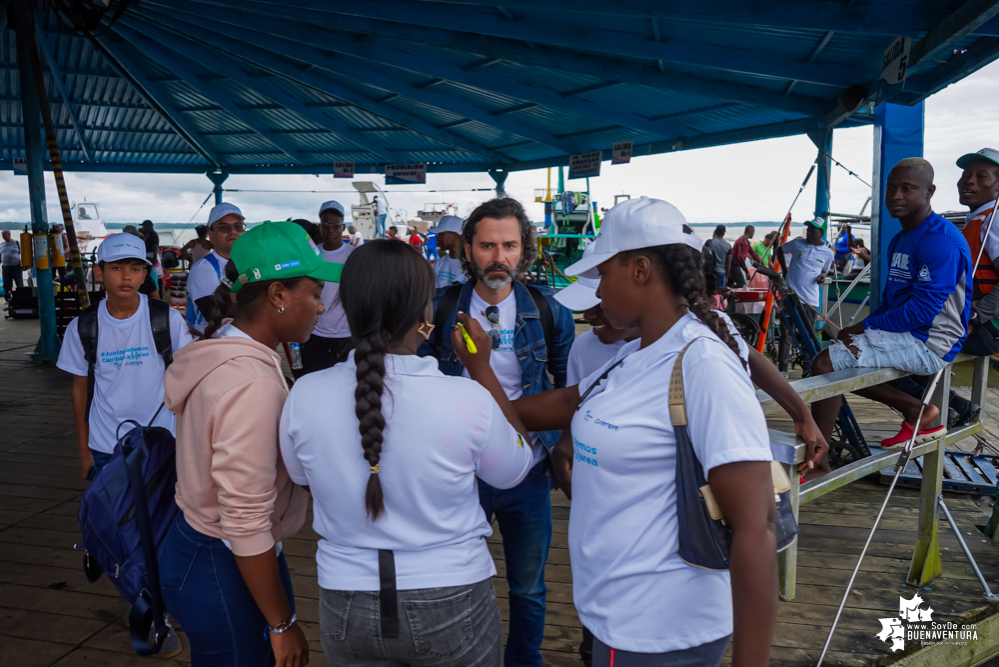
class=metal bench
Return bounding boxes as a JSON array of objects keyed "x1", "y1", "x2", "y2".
[{"x1": 764, "y1": 354, "x2": 990, "y2": 600}]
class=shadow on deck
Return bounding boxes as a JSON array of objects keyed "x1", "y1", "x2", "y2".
[{"x1": 1, "y1": 317, "x2": 999, "y2": 666}]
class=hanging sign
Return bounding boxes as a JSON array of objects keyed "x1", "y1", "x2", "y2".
[
  {"x1": 881, "y1": 36, "x2": 911, "y2": 85},
  {"x1": 12, "y1": 158, "x2": 27, "y2": 175},
  {"x1": 385, "y1": 163, "x2": 427, "y2": 185},
  {"x1": 612, "y1": 141, "x2": 633, "y2": 165},
  {"x1": 568, "y1": 151, "x2": 602, "y2": 180},
  {"x1": 333, "y1": 161, "x2": 355, "y2": 178}
]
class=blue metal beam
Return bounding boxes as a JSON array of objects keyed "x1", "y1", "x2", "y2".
[
  {"x1": 148, "y1": 2, "x2": 591, "y2": 155},
  {"x1": 157, "y1": 0, "x2": 698, "y2": 139},
  {"x1": 185, "y1": 1, "x2": 830, "y2": 118},
  {"x1": 904, "y1": 36, "x2": 999, "y2": 98},
  {"x1": 119, "y1": 15, "x2": 405, "y2": 164},
  {"x1": 110, "y1": 24, "x2": 313, "y2": 166},
  {"x1": 90, "y1": 33, "x2": 220, "y2": 166},
  {"x1": 240, "y1": 0, "x2": 861, "y2": 87},
  {"x1": 124, "y1": 8, "x2": 510, "y2": 163},
  {"x1": 35, "y1": 31, "x2": 94, "y2": 163},
  {"x1": 825, "y1": 0, "x2": 999, "y2": 129}
]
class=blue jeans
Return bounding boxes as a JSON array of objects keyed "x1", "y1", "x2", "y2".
[
  {"x1": 87, "y1": 449, "x2": 113, "y2": 480},
  {"x1": 592, "y1": 634, "x2": 731, "y2": 667},
  {"x1": 478, "y1": 461, "x2": 552, "y2": 667},
  {"x1": 714, "y1": 269, "x2": 727, "y2": 289},
  {"x1": 376, "y1": 214, "x2": 387, "y2": 237},
  {"x1": 158, "y1": 514, "x2": 295, "y2": 667},
  {"x1": 426, "y1": 246, "x2": 438, "y2": 262}
]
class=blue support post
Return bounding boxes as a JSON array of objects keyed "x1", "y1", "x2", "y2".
[
  {"x1": 808, "y1": 128, "x2": 833, "y2": 239},
  {"x1": 15, "y1": 5, "x2": 59, "y2": 361},
  {"x1": 870, "y1": 102, "x2": 925, "y2": 309},
  {"x1": 207, "y1": 170, "x2": 229, "y2": 205},
  {"x1": 489, "y1": 169, "x2": 508, "y2": 199}
]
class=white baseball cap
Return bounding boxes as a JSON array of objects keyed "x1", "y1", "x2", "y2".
[
  {"x1": 97, "y1": 233, "x2": 151, "y2": 265},
  {"x1": 319, "y1": 200, "x2": 345, "y2": 217},
  {"x1": 554, "y1": 242, "x2": 602, "y2": 311},
  {"x1": 565, "y1": 197, "x2": 701, "y2": 278},
  {"x1": 957, "y1": 147, "x2": 999, "y2": 169},
  {"x1": 208, "y1": 202, "x2": 245, "y2": 228},
  {"x1": 435, "y1": 215, "x2": 464, "y2": 234}
]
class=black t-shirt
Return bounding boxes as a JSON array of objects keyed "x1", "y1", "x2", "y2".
[{"x1": 144, "y1": 230, "x2": 160, "y2": 263}]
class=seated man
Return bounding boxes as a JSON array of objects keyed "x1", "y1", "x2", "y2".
[{"x1": 810, "y1": 158, "x2": 971, "y2": 469}]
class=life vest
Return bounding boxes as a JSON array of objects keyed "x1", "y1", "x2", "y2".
[{"x1": 962, "y1": 206, "x2": 999, "y2": 300}]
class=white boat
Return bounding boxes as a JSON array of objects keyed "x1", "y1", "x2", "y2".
[
  {"x1": 71, "y1": 201, "x2": 109, "y2": 254},
  {"x1": 350, "y1": 181, "x2": 388, "y2": 239},
  {"x1": 417, "y1": 202, "x2": 458, "y2": 225}
]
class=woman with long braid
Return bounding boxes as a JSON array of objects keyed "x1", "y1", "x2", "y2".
[
  {"x1": 279, "y1": 239, "x2": 534, "y2": 666},
  {"x1": 512, "y1": 198, "x2": 778, "y2": 667}
]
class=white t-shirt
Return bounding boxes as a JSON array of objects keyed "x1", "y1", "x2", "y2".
[
  {"x1": 374, "y1": 199, "x2": 385, "y2": 215},
  {"x1": 434, "y1": 254, "x2": 467, "y2": 289},
  {"x1": 187, "y1": 250, "x2": 226, "y2": 332},
  {"x1": 280, "y1": 353, "x2": 532, "y2": 591},
  {"x1": 567, "y1": 330, "x2": 628, "y2": 387},
  {"x1": 57, "y1": 295, "x2": 194, "y2": 453},
  {"x1": 463, "y1": 290, "x2": 545, "y2": 465},
  {"x1": 781, "y1": 238, "x2": 834, "y2": 307},
  {"x1": 569, "y1": 313, "x2": 772, "y2": 653},
  {"x1": 350, "y1": 231, "x2": 364, "y2": 247},
  {"x1": 312, "y1": 243, "x2": 354, "y2": 338},
  {"x1": 1, "y1": 240, "x2": 21, "y2": 266}
]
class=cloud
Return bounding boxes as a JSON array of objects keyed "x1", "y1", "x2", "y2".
[{"x1": 0, "y1": 59, "x2": 996, "y2": 227}]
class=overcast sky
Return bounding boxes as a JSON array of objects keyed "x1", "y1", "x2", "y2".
[{"x1": 1, "y1": 59, "x2": 997, "y2": 229}]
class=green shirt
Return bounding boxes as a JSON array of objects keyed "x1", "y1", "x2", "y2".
[{"x1": 752, "y1": 241, "x2": 772, "y2": 264}]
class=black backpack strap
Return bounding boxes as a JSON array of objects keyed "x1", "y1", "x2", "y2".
[
  {"x1": 147, "y1": 299, "x2": 174, "y2": 368},
  {"x1": 433, "y1": 284, "x2": 463, "y2": 351},
  {"x1": 526, "y1": 285, "x2": 555, "y2": 364},
  {"x1": 78, "y1": 304, "x2": 100, "y2": 423}
]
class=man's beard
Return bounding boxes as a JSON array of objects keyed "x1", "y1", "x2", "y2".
[{"x1": 473, "y1": 258, "x2": 515, "y2": 289}]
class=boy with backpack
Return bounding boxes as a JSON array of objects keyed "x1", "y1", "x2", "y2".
[
  {"x1": 58, "y1": 233, "x2": 192, "y2": 655},
  {"x1": 58, "y1": 232, "x2": 193, "y2": 479}
]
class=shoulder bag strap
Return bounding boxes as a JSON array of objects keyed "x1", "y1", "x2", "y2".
[
  {"x1": 668, "y1": 337, "x2": 705, "y2": 427},
  {"x1": 147, "y1": 299, "x2": 174, "y2": 368},
  {"x1": 525, "y1": 285, "x2": 554, "y2": 363},
  {"x1": 433, "y1": 284, "x2": 463, "y2": 350},
  {"x1": 78, "y1": 304, "x2": 100, "y2": 423}
]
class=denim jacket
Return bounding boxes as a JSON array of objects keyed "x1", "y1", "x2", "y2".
[{"x1": 421, "y1": 280, "x2": 575, "y2": 456}]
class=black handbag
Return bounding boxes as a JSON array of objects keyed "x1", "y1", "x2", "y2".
[{"x1": 669, "y1": 338, "x2": 799, "y2": 571}]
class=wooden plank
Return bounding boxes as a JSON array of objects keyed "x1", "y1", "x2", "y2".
[
  {"x1": 953, "y1": 453, "x2": 988, "y2": 487},
  {"x1": 975, "y1": 455, "x2": 999, "y2": 486}
]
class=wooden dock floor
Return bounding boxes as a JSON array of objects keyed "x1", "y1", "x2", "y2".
[{"x1": 3, "y1": 317, "x2": 999, "y2": 666}]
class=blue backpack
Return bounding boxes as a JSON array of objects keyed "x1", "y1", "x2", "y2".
[{"x1": 76, "y1": 407, "x2": 179, "y2": 656}]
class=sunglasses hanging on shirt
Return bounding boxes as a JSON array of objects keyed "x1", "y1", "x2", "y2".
[{"x1": 483, "y1": 306, "x2": 501, "y2": 351}]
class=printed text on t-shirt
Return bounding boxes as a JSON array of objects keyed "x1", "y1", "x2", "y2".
[{"x1": 101, "y1": 345, "x2": 150, "y2": 367}]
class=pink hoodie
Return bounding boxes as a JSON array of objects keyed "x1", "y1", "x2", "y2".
[{"x1": 164, "y1": 337, "x2": 307, "y2": 556}]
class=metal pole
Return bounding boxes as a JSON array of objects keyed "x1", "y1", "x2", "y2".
[
  {"x1": 816, "y1": 369, "x2": 944, "y2": 667},
  {"x1": 207, "y1": 170, "x2": 229, "y2": 205},
  {"x1": 31, "y1": 19, "x2": 88, "y2": 310},
  {"x1": 14, "y1": 4, "x2": 59, "y2": 361},
  {"x1": 937, "y1": 496, "x2": 999, "y2": 600}
]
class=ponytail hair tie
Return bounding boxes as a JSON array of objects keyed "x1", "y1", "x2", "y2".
[{"x1": 369, "y1": 464, "x2": 380, "y2": 474}]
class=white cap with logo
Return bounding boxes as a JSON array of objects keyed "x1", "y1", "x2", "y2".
[
  {"x1": 435, "y1": 215, "x2": 464, "y2": 234},
  {"x1": 208, "y1": 203, "x2": 245, "y2": 228},
  {"x1": 319, "y1": 200, "x2": 345, "y2": 217},
  {"x1": 957, "y1": 148, "x2": 999, "y2": 169},
  {"x1": 554, "y1": 242, "x2": 602, "y2": 311},
  {"x1": 97, "y1": 233, "x2": 151, "y2": 265},
  {"x1": 565, "y1": 197, "x2": 701, "y2": 278}
]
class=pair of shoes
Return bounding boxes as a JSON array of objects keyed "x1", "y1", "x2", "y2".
[
  {"x1": 881, "y1": 420, "x2": 947, "y2": 449},
  {"x1": 953, "y1": 402, "x2": 981, "y2": 428},
  {"x1": 948, "y1": 407, "x2": 961, "y2": 429},
  {"x1": 157, "y1": 623, "x2": 183, "y2": 659}
]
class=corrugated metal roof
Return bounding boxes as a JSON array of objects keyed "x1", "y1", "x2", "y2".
[{"x1": 0, "y1": 0, "x2": 995, "y2": 174}]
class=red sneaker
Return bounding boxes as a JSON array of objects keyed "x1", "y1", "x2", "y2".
[{"x1": 881, "y1": 420, "x2": 947, "y2": 449}]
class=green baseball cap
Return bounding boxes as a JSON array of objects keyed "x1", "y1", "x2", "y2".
[
  {"x1": 805, "y1": 216, "x2": 827, "y2": 232},
  {"x1": 229, "y1": 220, "x2": 342, "y2": 293},
  {"x1": 957, "y1": 147, "x2": 999, "y2": 169}
]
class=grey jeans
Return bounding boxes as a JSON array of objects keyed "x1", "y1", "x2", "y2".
[{"x1": 320, "y1": 578, "x2": 502, "y2": 667}]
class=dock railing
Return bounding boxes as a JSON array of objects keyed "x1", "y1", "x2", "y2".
[{"x1": 758, "y1": 353, "x2": 990, "y2": 600}]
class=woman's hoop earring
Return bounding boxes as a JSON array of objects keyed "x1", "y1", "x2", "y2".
[
  {"x1": 277, "y1": 306, "x2": 285, "y2": 314},
  {"x1": 417, "y1": 322, "x2": 435, "y2": 340}
]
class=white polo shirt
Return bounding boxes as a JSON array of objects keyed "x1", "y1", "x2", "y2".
[
  {"x1": 187, "y1": 250, "x2": 226, "y2": 332},
  {"x1": 434, "y1": 254, "x2": 467, "y2": 289},
  {"x1": 312, "y1": 242, "x2": 354, "y2": 338},
  {"x1": 781, "y1": 237, "x2": 834, "y2": 307},
  {"x1": 569, "y1": 313, "x2": 772, "y2": 653},
  {"x1": 280, "y1": 352, "x2": 532, "y2": 591},
  {"x1": 567, "y1": 330, "x2": 628, "y2": 386}
]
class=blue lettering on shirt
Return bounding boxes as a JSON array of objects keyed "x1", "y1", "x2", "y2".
[
  {"x1": 573, "y1": 436, "x2": 599, "y2": 467},
  {"x1": 100, "y1": 345, "x2": 151, "y2": 368}
]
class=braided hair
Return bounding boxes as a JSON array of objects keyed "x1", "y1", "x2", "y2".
[
  {"x1": 622, "y1": 244, "x2": 746, "y2": 368},
  {"x1": 338, "y1": 240, "x2": 436, "y2": 521},
  {"x1": 198, "y1": 259, "x2": 304, "y2": 341}
]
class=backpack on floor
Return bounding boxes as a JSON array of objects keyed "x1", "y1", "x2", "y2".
[{"x1": 77, "y1": 410, "x2": 179, "y2": 656}]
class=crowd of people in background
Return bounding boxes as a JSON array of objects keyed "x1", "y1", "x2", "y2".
[{"x1": 45, "y1": 145, "x2": 999, "y2": 667}]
